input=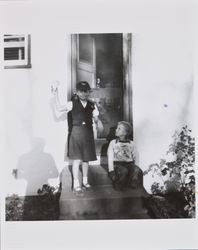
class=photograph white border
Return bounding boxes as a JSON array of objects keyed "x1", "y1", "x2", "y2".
[{"x1": 1, "y1": 0, "x2": 198, "y2": 249}]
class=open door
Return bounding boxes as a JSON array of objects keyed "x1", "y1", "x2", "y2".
[{"x1": 70, "y1": 33, "x2": 132, "y2": 140}]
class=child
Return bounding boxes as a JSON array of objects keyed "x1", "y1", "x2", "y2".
[
  {"x1": 52, "y1": 81, "x2": 103, "y2": 194},
  {"x1": 107, "y1": 121, "x2": 143, "y2": 191}
]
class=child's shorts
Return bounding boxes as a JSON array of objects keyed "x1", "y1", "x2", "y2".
[{"x1": 68, "y1": 125, "x2": 97, "y2": 162}]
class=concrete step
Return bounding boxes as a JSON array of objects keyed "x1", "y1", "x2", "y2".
[
  {"x1": 60, "y1": 163, "x2": 111, "y2": 190},
  {"x1": 59, "y1": 185, "x2": 151, "y2": 220}
]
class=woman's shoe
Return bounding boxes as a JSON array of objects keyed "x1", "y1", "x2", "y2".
[
  {"x1": 82, "y1": 183, "x2": 92, "y2": 191},
  {"x1": 73, "y1": 186, "x2": 84, "y2": 196}
]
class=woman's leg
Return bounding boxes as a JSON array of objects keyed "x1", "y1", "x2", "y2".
[
  {"x1": 82, "y1": 161, "x2": 90, "y2": 187},
  {"x1": 72, "y1": 159, "x2": 81, "y2": 189}
]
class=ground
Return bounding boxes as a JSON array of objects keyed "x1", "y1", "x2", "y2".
[{"x1": 6, "y1": 191, "x2": 190, "y2": 221}]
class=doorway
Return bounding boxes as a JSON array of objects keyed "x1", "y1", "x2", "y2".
[{"x1": 69, "y1": 33, "x2": 132, "y2": 140}]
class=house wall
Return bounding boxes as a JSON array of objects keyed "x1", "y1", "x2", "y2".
[
  {"x1": 132, "y1": 31, "x2": 193, "y2": 191},
  {"x1": 1, "y1": 1, "x2": 194, "y2": 195}
]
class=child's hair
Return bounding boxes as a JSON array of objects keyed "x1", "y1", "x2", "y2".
[{"x1": 118, "y1": 121, "x2": 133, "y2": 137}]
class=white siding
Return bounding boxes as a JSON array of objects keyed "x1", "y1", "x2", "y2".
[{"x1": 1, "y1": 1, "x2": 194, "y2": 195}]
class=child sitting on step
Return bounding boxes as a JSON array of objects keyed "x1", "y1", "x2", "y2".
[{"x1": 107, "y1": 121, "x2": 143, "y2": 191}]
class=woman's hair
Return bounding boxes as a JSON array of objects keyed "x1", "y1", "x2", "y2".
[{"x1": 76, "y1": 81, "x2": 91, "y2": 91}]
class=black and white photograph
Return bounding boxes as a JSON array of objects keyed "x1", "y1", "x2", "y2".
[{"x1": 1, "y1": 0, "x2": 198, "y2": 250}]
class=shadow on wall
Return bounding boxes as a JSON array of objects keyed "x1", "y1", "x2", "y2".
[{"x1": 15, "y1": 137, "x2": 59, "y2": 196}]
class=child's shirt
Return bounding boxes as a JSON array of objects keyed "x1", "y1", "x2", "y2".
[{"x1": 107, "y1": 139, "x2": 136, "y2": 172}]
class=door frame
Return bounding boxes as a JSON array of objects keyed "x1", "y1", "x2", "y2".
[{"x1": 68, "y1": 33, "x2": 133, "y2": 125}]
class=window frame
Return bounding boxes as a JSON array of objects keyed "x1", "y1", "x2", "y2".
[{"x1": 4, "y1": 34, "x2": 31, "y2": 69}]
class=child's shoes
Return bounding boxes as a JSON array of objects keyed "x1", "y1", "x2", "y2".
[
  {"x1": 73, "y1": 186, "x2": 84, "y2": 196},
  {"x1": 82, "y1": 183, "x2": 92, "y2": 191}
]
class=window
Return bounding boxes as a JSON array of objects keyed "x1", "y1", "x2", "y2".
[{"x1": 4, "y1": 34, "x2": 31, "y2": 69}]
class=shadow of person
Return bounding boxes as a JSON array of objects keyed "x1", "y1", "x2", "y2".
[{"x1": 16, "y1": 137, "x2": 59, "y2": 220}]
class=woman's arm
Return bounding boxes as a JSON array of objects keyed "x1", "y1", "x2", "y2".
[
  {"x1": 51, "y1": 84, "x2": 69, "y2": 112},
  {"x1": 93, "y1": 116, "x2": 104, "y2": 134},
  {"x1": 93, "y1": 104, "x2": 104, "y2": 133}
]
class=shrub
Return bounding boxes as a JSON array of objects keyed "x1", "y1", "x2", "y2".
[
  {"x1": 6, "y1": 184, "x2": 61, "y2": 221},
  {"x1": 144, "y1": 126, "x2": 195, "y2": 218},
  {"x1": 6, "y1": 194, "x2": 24, "y2": 221},
  {"x1": 37, "y1": 183, "x2": 61, "y2": 199}
]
